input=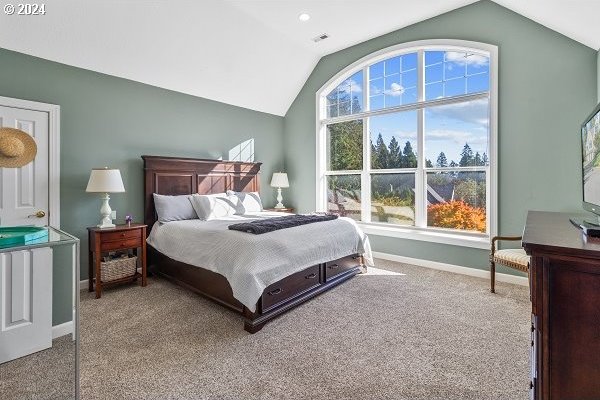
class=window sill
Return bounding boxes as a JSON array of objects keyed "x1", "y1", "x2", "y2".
[{"x1": 359, "y1": 223, "x2": 490, "y2": 250}]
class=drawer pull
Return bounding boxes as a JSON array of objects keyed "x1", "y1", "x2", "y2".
[
  {"x1": 305, "y1": 273, "x2": 317, "y2": 279},
  {"x1": 267, "y1": 288, "x2": 282, "y2": 296},
  {"x1": 121, "y1": 233, "x2": 126, "y2": 237},
  {"x1": 328, "y1": 264, "x2": 339, "y2": 269}
]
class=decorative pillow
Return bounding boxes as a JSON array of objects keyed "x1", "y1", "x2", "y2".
[
  {"x1": 190, "y1": 193, "x2": 239, "y2": 220},
  {"x1": 153, "y1": 194, "x2": 197, "y2": 223},
  {"x1": 228, "y1": 191, "x2": 263, "y2": 214}
]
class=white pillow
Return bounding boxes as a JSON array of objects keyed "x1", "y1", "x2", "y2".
[
  {"x1": 190, "y1": 193, "x2": 238, "y2": 220},
  {"x1": 153, "y1": 194, "x2": 197, "y2": 223},
  {"x1": 228, "y1": 191, "x2": 263, "y2": 213}
]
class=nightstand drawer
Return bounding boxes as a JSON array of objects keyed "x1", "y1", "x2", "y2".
[
  {"x1": 100, "y1": 237, "x2": 141, "y2": 251},
  {"x1": 101, "y1": 229, "x2": 142, "y2": 243}
]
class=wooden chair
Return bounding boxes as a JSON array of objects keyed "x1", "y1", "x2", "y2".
[{"x1": 490, "y1": 236, "x2": 530, "y2": 293}]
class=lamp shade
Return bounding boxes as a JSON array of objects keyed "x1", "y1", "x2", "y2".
[
  {"x1": 86, "y1": 168, "x2": 125, "y2": 193},
  {"x1": 270, "y1": 172, "x2": 289, "y2": 188}
]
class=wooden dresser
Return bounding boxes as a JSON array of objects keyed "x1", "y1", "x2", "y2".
[{"x1": 522, "y1": 211, "x2": 600, "y2": 399}]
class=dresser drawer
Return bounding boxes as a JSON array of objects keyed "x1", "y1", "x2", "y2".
[
  {"x1": 262, "y1": 264, "x2": 321, "y2": 312},
  {"x1": 100, "y1": 237, "x2": 142, "y2": 251},
  {"x1": 101, "y1": 229, "x2": 142, "y2": 243},
  {"x1": 325, "y1": 254, "x2": 360, "y2": 281}
]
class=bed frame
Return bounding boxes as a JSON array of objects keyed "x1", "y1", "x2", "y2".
[{"x1": 143, "y1": 155, "x2": 363, "y2": 333}]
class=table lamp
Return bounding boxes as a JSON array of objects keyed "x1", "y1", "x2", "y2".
[
  {"x1": 270, "y1": 172, "x2": 289, "y2": 209},
  {"x1": 86, "y1": 167, "x2": 125, "y2": 228}
]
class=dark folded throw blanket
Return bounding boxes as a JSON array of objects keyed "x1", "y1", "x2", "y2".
[{"x1": 228, "y1": 214, "x2": 338, "y2": 235}]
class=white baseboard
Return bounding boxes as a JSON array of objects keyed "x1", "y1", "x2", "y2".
[
  {"x1": 372, "y1": 251, "x2": 528, "y2": 287},
  {"x1": 52, "y1": 321, "x2": 73, "y2": 339},
  {"x1": 80, "y1": 257, "x2": 527, "y2": 289}
]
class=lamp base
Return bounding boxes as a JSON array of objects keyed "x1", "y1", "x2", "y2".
[
  {"x1": 274, "y1": 187, "x2": 285, "y2": 209},
  {"x1": 97, "y1": 193, "x2": 115, "y2": 229}
]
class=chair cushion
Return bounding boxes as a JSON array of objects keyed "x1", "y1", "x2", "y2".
[{"x1": 493, "y1": 248, "x2": 530, "y2": 272}]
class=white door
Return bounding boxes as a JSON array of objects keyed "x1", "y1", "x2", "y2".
[
  {"x1": 0, "y1": 103, "x2": 52, "y2": 363},
  {"x1": 0, "y1": 105, "x2": 49, "y2": 226},
  {"x1": 0, "y1": 247, "x2": 52, "y2": 363}
]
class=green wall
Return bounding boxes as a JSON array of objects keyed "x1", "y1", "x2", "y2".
[
  {"x1": 597, "y1": 49, "x2": 600, "y2": 101},
  {"x1": 283, "y1": 0, "x2": 598, "y2": 272},
  {"x1": 0, "y1": 48, "x2": 284, "y2": 325}
]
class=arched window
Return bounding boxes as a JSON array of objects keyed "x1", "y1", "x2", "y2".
[{"x1": 316, "y1": 40, "x2": 497, "y2": 247}]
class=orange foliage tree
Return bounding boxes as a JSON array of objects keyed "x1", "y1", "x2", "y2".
[{"x1": 427, "y1": 200, "x2": 486, "y2": 233}]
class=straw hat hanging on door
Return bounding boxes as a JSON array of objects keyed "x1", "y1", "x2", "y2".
[{"x1": 0, "y1": 127, "x2": 37, "y2": 168}]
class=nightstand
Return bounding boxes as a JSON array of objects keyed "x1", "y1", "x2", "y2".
[
  {"x1": 87, "y1": 224, "x2": 147, "y2": 299},
  {"x1": 264, "y1": 208, "x2": 295, "y2": 213}
]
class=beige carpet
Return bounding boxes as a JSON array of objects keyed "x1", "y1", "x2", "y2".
[
  {"x1": 79, "y1": 259, "x2": 530, "y2": 400},
  {"x1": 0, "y1": 335, "x2": 76, "y2": 399}
]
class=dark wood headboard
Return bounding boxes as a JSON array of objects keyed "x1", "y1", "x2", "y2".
[{"x1": 142, "y1": 155, "x2": 262, "y2": 231}]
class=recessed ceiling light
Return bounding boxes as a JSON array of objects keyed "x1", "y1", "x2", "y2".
[{"x1": 298, "y1": 13, "x2": 310, "y2": 22}]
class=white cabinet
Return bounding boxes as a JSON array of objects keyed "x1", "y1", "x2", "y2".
[
  {"x1": 0, "y1": 247, "x2": 52, "y2": 363},
  {"x1": 0, "y1": 227, "x2": 79, "y2": 399}
]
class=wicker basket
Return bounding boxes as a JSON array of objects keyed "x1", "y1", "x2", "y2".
[{"x1": 101, "y1": 255, "x2": 137, "y2": 282}]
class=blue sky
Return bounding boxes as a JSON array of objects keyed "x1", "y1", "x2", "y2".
[{"x1": 329, "y1": 51, "x2": 490, "y2": 166}]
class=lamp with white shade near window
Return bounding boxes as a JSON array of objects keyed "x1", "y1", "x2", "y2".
[
  {"x1": 270, "y1": 172, "x2": 289, "y2": 209},
  {"x1": 86, "y1": 167, "x2": 125, "y2": 228}
]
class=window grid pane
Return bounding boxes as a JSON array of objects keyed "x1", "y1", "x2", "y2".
[
  {"x1": 425, "y1": 50, "x2": 489, "y2": 100},
  {"x1": 426, "y1": 171, "x2": 486, "y2": 233},
  {"x1": 369, "y1": 111, "x2": 418, "y2": 169},
  {"x1": 371, "y1": 173, "x2": 415, "y2": 226},
  {"x1": 369, "y1": 53, "x2": 418, "y2": 110},
  {"x1": 424, "y1": 98, "x2": 490, "y2": 169},
  {"x1": 327, "y1": 175, "x2": 362, "y2": 221},
  {"x1": 326, "y1": 71, "x2": 364, "y2": 118},
  {"x1": 326, "y1": 120, "x2": 363, "y2": 171}
]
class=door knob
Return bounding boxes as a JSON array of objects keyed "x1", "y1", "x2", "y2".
[{"x1": 28, "y1": 210, "x2": 46, "y2": 218}]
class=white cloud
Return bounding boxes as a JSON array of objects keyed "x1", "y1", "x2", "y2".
[
  {"x1": 426, "y1": 129, "x2": 469, "y2": 142},
  {"x1": 387, "y1": 129, "x2": 417, "y2": 139},
  {"x1": 384, "y1": 82, "x2": 405, "y2": 97},
  {"x1": 424, "y1": 129, "x2": 488, "y2": 162},
  {"x1": 426, "y1": 129, "x2": 487, "y2": 146},
  {"x1": 427, "y1": 98, "x2": 489, "y2": 126},
  {"x1": 445, "y1": 51, "x2": 489, "y2": 67}
]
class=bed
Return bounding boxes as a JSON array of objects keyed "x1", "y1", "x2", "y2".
[{"x1": 143, "y1": 155, "x2": 372, "y2": 333}]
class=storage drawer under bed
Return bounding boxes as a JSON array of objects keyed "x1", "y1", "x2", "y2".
[
  {"x1": 325, "y1": 254, "x2": 361, "y2": 281},
  {"x1": 261, "y1": 264, "x2": 321, "y2": 312}
]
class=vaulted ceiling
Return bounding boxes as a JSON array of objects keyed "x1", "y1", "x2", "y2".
[{"x1": 0, "y1": 0, "x2": 598, "y2": 116}]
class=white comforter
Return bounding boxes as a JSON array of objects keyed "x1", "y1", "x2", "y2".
[{"x1": 147, "y1": 212, "x2": 373, "y2": 312}]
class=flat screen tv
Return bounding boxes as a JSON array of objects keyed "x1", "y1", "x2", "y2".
[{"x1": 580, "y1": 102, "x2": 600, "y2": 225}]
